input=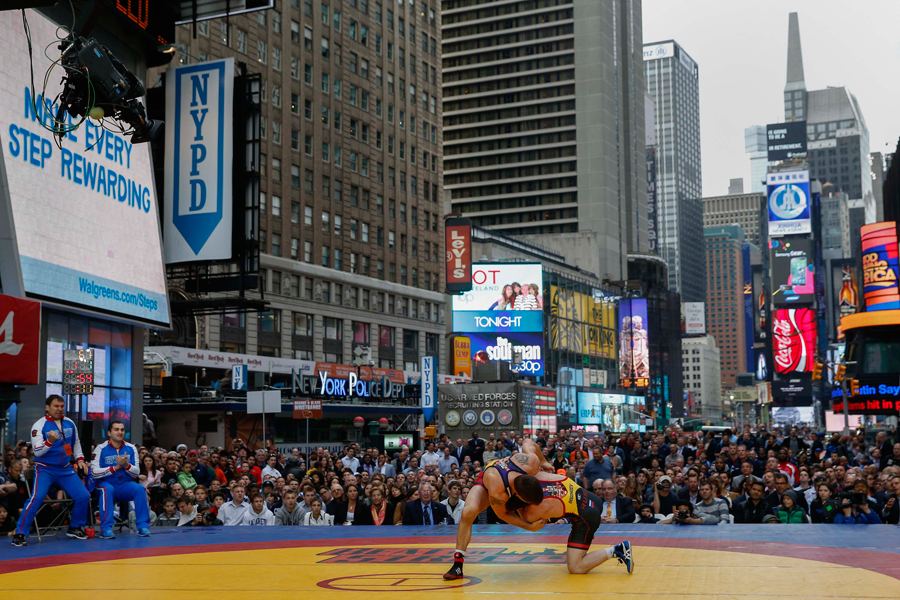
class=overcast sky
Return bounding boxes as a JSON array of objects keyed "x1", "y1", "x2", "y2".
[{"x1": 642, "y1": 0, "x2": 900, "y2": 197}]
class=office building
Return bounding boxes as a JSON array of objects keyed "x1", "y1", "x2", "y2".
[
  {"x1": 442, "y1": 0, "x2": 648, "y2": 281},
  {"x1": 783, "y1": 12, "x2": 874, "y2": 221},
  {"x1": 870, "y1": 152, "x2": 887, "y2": 223},
  {"x1": 703, "y1": 188, "x2": 765, "y2": 248},
  {"x1": 161, "y1": 2, "x2": 448, "y2": 371},
  {"x1": 704, "y1": 226, "x2": 754, "y2": 389},
  {"x1": 644, "y1": 39, "x2": 703, "y2": 301},
  {"x1": 682, "y1": 335, "x2": 722, "y2": 420},
  {"x1": 745, "y1": 125, "x2": 767, "y2": 193}
]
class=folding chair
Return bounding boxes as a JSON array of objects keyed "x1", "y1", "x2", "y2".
[{"x1": 25, "y1": 478, "x2": 75, "y2": 541}]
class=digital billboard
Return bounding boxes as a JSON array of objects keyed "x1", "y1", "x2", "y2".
[
  {"x1": 452, "y1": 263, "x2": 543, "y2": 332},
  {"x1": 770, "y1": 237, "x2": 815, "y2": 305},
  {"x1": 577, "y1": 392, "x2": 646, "y2": 433},
  {"x1": 860, "y1": 222, "x2": 900, "y2": 311},
  {"x1": 742, "y1": 244, "x2": 754, "y2": 373},
  {"x1": 522, "y1": 386, "x2": 557, "y2": 436},
  {"x1": 468, "y1": 332, "x2": 544, "y2": 377},
  {"x1": 0, "y1": 10, "x2": 170, "y2": 327},
  {"x1": 830, "y1": 375, "x2": 900, "y2": 416},
  {"x1": 831, "y1": 261, "x2": 859, "y2": 340},
  {"x1": 549, "y1": 285, "x2": 615, "y2": 358},
  {"x1": 618, "y1": 299, "x2": 649, "y2": 388},
  {"x1": 766, "y1": 121, "x2": 807, "y2": 161},
  {"x1": 767, "y1": 171, "x2": 811, "y2": 237},
  {"x1": 772, "y1": 308, "x2": 816, "y2": 374},
  {"x1": 772, "y1": 406, "x2": 814, "y2": 427}
]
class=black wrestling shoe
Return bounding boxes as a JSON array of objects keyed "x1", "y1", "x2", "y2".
[
  {"x1": 443, "y1": 553, "x2": 465, "y2": 580},
  {"x1": 66, "y1": 527, "x2": 88, "y2": 540},
  {"x1": 11, "y1": 534, "x2": 27, "y2": 547}
]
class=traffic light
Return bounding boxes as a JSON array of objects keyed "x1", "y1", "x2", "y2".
[
  {"x1": 849, "y1": 379, "x2": 860, "y2": 397},
  {"x1": 835, "y1": 364, "x2": 847, "y2": 383},
  {"x1": 812, "y1": 361, "x2": 824, "y2": 381}
]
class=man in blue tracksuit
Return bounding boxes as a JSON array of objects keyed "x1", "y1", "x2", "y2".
[
  {"x1": 91, "y1": 421, "x2": 152, "y2": 538},
  {"x1": 13, "y1": 395, "x2": 90, "y2": 547}
]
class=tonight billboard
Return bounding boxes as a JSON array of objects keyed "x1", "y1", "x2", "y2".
[
  {"x1": 770, "y1": 237, "x2": 815, "y2": 305},
  {"x1": 773, "y1": 308, "x2": 816, "y2": 375},
  {"x1": 767, "y1": 171, "x2": 811, "y2": 237},
  {"x1": 452, "y1": 263, "x2": 544, "y2": 332},
  {"x1": 618, "y1": 299, "x2": 649, "y2": 388}
]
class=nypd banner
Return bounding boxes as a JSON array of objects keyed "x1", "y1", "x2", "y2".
[
  {"x1": 767, "y1": 170, "x2": 811, "y2": 237},
  {"x1": 164, "y1": 58, "x2": 234, "y2": 263}
]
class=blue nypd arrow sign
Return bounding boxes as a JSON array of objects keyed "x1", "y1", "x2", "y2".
[{"x1": 164, "y1": 58, "x2": 234, "y2": 263}]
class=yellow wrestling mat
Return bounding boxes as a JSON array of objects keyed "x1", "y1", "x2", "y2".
[{"x1": 2, "y1": 543, "x2": 898, "y2": 599}]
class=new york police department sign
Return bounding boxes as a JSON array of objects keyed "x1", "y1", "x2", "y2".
[{"x1": 164, "y1": 58, "x2": 234, "y2": 263}]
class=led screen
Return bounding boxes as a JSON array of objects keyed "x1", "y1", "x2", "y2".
[{"x1": 0, "y1": 10, "x2": 169, "y2": 326}]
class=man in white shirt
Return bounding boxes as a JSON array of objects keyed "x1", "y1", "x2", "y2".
[
  {"x1": 440, "y1": 480, "x2": 465, "y2": 524},
  {"x1": 242, "y1": 494, "x2": 276, "y2": 526},
  {"x1": 176, "y1": 497, "x2": 198, "y2": 526},
  {"x1": 341, "y1": 448, "x2": 360, "y2": 472},
  {"x1": 218, "y1": 485, "x2": 251, "y2": 526},
  {"x1": 421, "y1": 442, "x2": 441, "y2": 468}
]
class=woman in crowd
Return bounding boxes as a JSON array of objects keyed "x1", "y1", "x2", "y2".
[
  {"x1": 809, "y1": 482, "x2": 839, "y2": 523},
  {"x1": 357, "y1": 484, "x2": 394, "y2": 526},
  {"x1": 394, "y1": 488, "x2": 419, "y2": 525},
  {"x1": 302, "y1": 498, "x2": 334, "y2": 526},
  {"x1": 331, "y1": 483, "x2": 361, "y2": 525}
]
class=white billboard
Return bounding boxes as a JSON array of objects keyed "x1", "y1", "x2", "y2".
[
  {"x1": 0, "y1": 10, "x2": 169, "y2": 326},
  {"x1": 164, "y1": 58, "x2": 234, "y2": 263},
  {"x1": 683, "y1": 302, "x2": 706, "y2": 335}
]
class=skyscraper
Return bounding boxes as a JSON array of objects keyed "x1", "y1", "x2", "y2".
[
  {"x1": 783, "y1": 12, "x2": 874, "y2": 221},
  {"x1": 705, "y1": 225, "x2": 755, "y2": 389},
  {"x1": 682, "y1": 335, "x2": 722, "y2": 420},
  {"x1": 644, "y1": 40, "x2": 704, "y2": 301},
  {"x1": 744, "y1": 125, "x2": 767, "y2": 193},
  {"x1": 159, "y1": 2, "x2": 448, "y2": 370},
  {"x1": 703, "y1": 188, "x2": 765, "y2": 248},
  {"x1": 442, "y1": 0, "x2": 648, "y2": 281}
]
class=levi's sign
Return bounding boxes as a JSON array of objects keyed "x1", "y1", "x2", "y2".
[
  {"x1": 445, "y1": 217, "x2": 473, "y2": 293},
  {"x1": 164, "y1": 58, "x2": 234, "y2": 263}
]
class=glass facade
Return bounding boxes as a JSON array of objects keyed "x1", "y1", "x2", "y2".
[{"x1": 45, "y1": 311, "x2": 134, "y2": 439}]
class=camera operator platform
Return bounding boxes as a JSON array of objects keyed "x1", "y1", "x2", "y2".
[
  {"x1": 91, "y1": 421, "x2": 152, "y2": 539},
  {"x1": 13, "y1": 395, "x2": 90, "y2": 547}
]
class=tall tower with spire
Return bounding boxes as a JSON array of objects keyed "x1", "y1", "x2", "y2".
[{"x1": 784, "y1": 12, "x2": 807, "y2": 121}]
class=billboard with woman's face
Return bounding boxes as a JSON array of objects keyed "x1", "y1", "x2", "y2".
[
  {"x1": 619, "y1": 299, "x2": 649, "y2": 388},
  {"x1": 451, "y1": 263, "x2": 544, "y2": 332}
]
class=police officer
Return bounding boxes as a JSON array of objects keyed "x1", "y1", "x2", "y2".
[
  {"x1": 13, "y1": 395, "x2": 90, "y2": 547},
  {"x1": 91, "y1": 421, "x2": 152, "y2": 538}
]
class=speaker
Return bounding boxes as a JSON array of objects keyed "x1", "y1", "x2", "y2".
[
  {"x1": 80, "y1": 420, "x2": 94, "y2": 450},
  {"x1": 162, "y1": 376, "x2": 190, "y2": 400}
]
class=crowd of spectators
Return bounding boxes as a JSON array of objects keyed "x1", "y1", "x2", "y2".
[{"x1": 1, "y1": 424, "x2": 898, "y2": 533}]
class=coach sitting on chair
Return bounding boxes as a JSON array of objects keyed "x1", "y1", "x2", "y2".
[
  {"x1": 402, "y1": 482, "x2": 454, "y2": 526},
  {"x1": 91, "y1": 421, "x2": 152, "y2": 539}
]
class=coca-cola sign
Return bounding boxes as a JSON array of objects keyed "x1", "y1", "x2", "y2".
[{"x1": 772, "y1": 308, "x2": 815, "y2": 375}]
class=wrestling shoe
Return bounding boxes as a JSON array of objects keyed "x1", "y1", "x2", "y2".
[
  {"x1": 613, "y1": 540, "x2": 634, "y2": 574},
  {"x1": 443, "y1": 553, "x2": 465, "y2": 580},
  {"x1": 99, "y1": 528, "x2": 116, "y2": 539},
  {"x1": 66, "y1": 527, "x2": 88, "y2": 540},
  {"x1": 11, "y1": 534, "x2": 27, "y2": 547},
  {"x1": 137, "y1": 527, "x2": 152, "y2": 537}
]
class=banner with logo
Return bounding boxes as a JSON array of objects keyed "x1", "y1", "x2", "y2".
[
  {"x1": 860, "y1": 221, "x2": 900, "y2": 311},
  {"x1": 770, "y1": 237, "x2": 815, "y2": 305},
  {"x1": 445, "y1": 217, "x2": 473, "y2": 293},
  {"x1": 767, "y1": 171, "x2": 811, "y2": 237},
  {"x1": 164, "y1": 58, "x2": 235, "y2": 263},
  {"x1": 468, "y1": 331, "x2": 544, "y2": 377},
  {"x1": 420, "y1": 356, "x2": 437, "y2": 422},
  {"x1": 773, "y1": 308, "x2": 816, "y2": 374},
  {"x1": 450, "y1": 336, "x2": 472, "y2": 378},
  {"x1": 438, "y1": 382, "x2": 521, "y2": 441},
  {"x1": 0, "y1": 294, "x2": 41, "y2": 385}
]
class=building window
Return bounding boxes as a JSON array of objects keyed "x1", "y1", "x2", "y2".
[
  {"x1": 325, "y1": 318, "x2": 343, "y2": 340},
  {"x1": 257, "y1": 309, "x2": 281, "y2": 333},
  {"x1": 353, "y1": 322, "x2": 370, "y2": 344}
]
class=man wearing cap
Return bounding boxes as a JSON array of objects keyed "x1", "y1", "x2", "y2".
[{"x1": 651, "y1": 475, "x2": 677, "y2": 517}]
